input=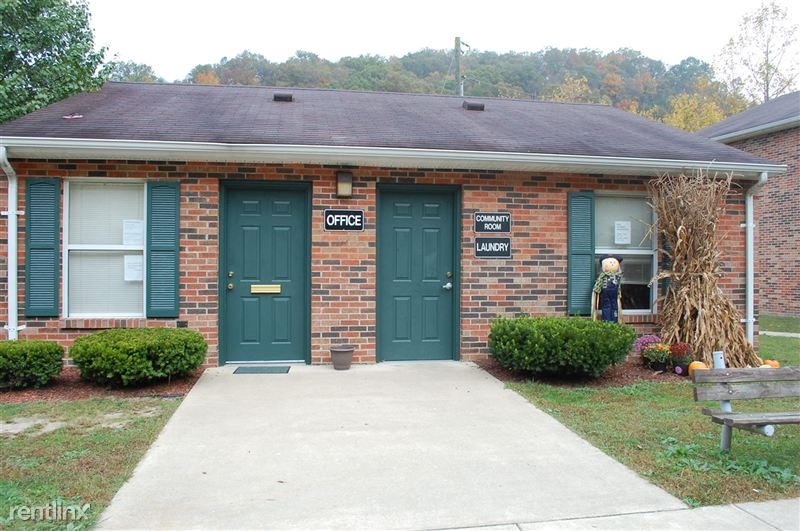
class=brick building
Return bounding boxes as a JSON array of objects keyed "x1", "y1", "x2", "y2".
[
  {"x1": 698, "y1": 92, "x2": 799, "y2": 318},
  {"x1": 0, "y1": 83, "x2": 785, "y2": 365}
]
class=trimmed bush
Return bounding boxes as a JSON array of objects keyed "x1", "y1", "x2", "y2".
[
  {"x1": 71, "y1": 328, "x2": 207, "y2": 387},
  {"x1": 488, "y1": 316, "x2": 636, "y2": 378},
  {"x1": 0, "y1": 340, "x2": 64, "y2": 389}
]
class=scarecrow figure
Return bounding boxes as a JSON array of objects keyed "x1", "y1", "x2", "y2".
[{"x1": 592, "y1": 254, "x2": 623, "y2": 323}]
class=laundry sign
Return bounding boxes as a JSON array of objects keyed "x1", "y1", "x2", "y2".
[{"x1": 475, "y1": 237, "x2": 512, "y2": 258}]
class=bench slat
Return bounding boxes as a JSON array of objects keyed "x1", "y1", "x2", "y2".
[
  {"x1": 701, "y1": 409, "x2": 800, "y2": 426},
  {"x1": 694, "y1": 381, "x2": 800, "y2": 401},
  {"x1": 693, "y1": 367, "x2": 800, "y2": 383}
]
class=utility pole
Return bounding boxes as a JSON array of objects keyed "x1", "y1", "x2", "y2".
[{"x1": 455, "y1": 37, "x2": 463, "y2": 96}]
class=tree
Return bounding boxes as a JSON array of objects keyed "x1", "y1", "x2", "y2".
[
  {"x1": 544, "y1": 74, "x2": 607, "y2": 104},
  {"x1": 0, "y1": 0, "x2": 109, "y2": 122},
  {"x1": 108, "y1": 60, "x2": 162, "y2": 83},
  {"x1": 663, "y1": 92, "x2": 724, "y2": 132},
  {"x1": 189, "y1": 66, "x2": 221, "y2": 85},
  {"x1": 716, "y1": 1, "x2": 799, "y2": 103}
]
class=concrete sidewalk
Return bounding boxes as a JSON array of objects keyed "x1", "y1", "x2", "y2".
[{"x1": 98, "y1": 362, "x2": 798, "y2": 530}]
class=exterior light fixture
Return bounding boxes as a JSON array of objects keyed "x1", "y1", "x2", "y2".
[{"x1": 336, "y1": 171, "x2": 353, "y2": 198}]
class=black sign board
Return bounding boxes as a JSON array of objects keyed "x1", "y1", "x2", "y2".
[
  {"x1": 475, "y1": 237, "x2": 511, "y2": 258},
  {"x1": 474, "y1": 212, "x2": 511, "y2": 233},
  {"x1": 323, "y1": 209, "x2": 365, "y2": 231}
]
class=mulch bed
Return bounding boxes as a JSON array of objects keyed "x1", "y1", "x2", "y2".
[
  {"x1": 475, "y1": 353, "x2": 685, "y2": 386},
  {"x1": 2, "y1": 354, "x2": 684, "y2": 404},
  {"x1": 0, "y1": 367, "x2": 204, "y2": 404}
]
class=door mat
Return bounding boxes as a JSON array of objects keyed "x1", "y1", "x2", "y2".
[{"x1": 233, "y1": 366, "x2": 290, "y2": 374}]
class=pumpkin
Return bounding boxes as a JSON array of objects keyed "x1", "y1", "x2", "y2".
[
  {"x1": 762, "y1": 359, "x2": 781, "y2": 368},
  {"x1": 688, "y1": 361, "x2": 708, "y2": 377}
]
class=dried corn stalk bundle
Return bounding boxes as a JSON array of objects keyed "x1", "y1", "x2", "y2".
[{"x1": 648, "y1": 172, "x2": 760, "y2": 367}]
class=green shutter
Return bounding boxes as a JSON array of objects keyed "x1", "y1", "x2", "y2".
[
  {"x1": 567, "y1": 192, "x2": 595, "y2": 315},
  {"x1": 25, "y1": 179, "x2": 61, "y2": 317},
  {"x1": 146, "y1": 182, "x2": 180, "y2": 317}
]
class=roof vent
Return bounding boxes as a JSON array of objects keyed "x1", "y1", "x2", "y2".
[
  {"x1": 62, "y1": 113, "x2": 84, "y2": 120},
  {"x1": 273, "y1": 93, "x2": 293, "y2": 102},
  {"x1": 462, "y1": 100, "x2": 484, "y2": 111}
]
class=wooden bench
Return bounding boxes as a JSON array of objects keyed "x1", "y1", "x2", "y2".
[{"x1": 692, "y1": 360, "x2": 800, "y2": 452}]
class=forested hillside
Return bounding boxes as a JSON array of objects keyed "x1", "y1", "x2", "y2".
[{"x1": 167, "y1": 47, "x2": 747, "y2": 130}]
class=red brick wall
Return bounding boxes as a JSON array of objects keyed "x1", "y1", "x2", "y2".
[
  {"x1": 0, "y1": 160, "x2": 752, "y2": 364},
  {"x1": 728, "y1": 127, "x2": 799, "y2": 317}
]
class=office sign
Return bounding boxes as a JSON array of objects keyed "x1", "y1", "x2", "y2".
[
  {"x1": 324, "y1": 209, "x2": 365, "y2": 231},
  {"x1": 475, "y1": 237, "x2": 511, "y2": 258},
  {"x1": 474, "y1": 212, "x2": 511, "y2": 233}
]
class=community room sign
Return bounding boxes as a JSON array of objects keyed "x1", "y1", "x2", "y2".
[{"x1": 474, "y1": 211, "x2": 511, "y2": 258}]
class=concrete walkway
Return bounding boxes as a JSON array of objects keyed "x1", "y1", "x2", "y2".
[
  {"x1": 760, "y1": 330, "x2": 800, "y2": 338},
  {"x1": 98, "y1": 362, "x2": 798, "y2": 530}
]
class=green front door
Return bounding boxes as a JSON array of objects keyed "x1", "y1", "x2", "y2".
[
  {"x1": 221, "y1": 185, "x2": 309, "y2": 363},
  {"x1": 377, "y1": 188, "x2": 458, "y2": 361}
]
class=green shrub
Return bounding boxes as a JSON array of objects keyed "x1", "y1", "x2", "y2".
[
  {"x1": 488, "y1": 316, "x2": 636, "y2": 377},
  {"x1": 71, "y1": 328, "x2": 207, "y2": 387},
  {"x1": 0, "y1": 340, "x2": 64, "y2": 389}
]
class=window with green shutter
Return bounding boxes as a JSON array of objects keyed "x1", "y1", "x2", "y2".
[
  {"x1": 25, "y1": 179, "x2": 61, "y2": 317},
  {"x1": 60, "y1": 180, "x2": 180, "y2": 318},
  {"x1": 568, "y1": 192, "x2": 658, "y2": 317}
]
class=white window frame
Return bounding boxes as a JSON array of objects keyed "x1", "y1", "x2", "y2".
[
  {"x1": 62, "y1": 179, "x2": 148, "y2": 318},
  {"x1": 594, "y1": 191, "x2": 658, "y2": 315}
]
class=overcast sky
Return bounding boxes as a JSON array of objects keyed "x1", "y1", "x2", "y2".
[{"x1": 86, "y1": 0, "x2": 797, "y2": 82}]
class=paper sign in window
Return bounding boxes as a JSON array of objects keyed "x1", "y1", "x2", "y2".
[
  {"x1": 124, "y1": 255, "x2": 144, "y2": 281},
  {"x1": 123, "y1": 220, "x2": 145, "y2": 246},
  {"x1": 614, "y1": 221, "x2": 632, "y2": 245}
]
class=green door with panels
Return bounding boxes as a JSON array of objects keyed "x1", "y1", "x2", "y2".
[
  {"x1": 378, "y1": 188, "x2": 458, "y2": 361},
  {"x1": 222, "y1": 185, "x2": 309, "y2": 363}
]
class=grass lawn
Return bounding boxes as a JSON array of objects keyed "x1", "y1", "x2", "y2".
[
  {"x1": 759, "y1": 334, "x2": 800, "y2": 367},
  {"x1": 760, "y1": 315, "x2": 800, "y2": 334},
  {"x1": 0, "y1": 397, "x2": 180, "y2": 530},
  {"x1": 511, "y1": 381, "x2": 799, "y2": 507}
]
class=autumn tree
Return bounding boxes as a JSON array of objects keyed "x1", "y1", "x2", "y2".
[
  {"x1": 189, "y1": 65, "x2": 221, "y2": 85},
  {"x1": 716, "y1": 1, "x2": 799, "y2": 103},
  {"x1": 544, "y1": 74, "x2": 608, "y2": 104},
  {"x1": 1, "y1": 0, "x2": 109, "y2": 122},
  {"x1": 663, "y1": 92, "x2": 724, "y2": 131},
  {"x1": 662, "y1": 77, "x2": 749, "y2": 131}
]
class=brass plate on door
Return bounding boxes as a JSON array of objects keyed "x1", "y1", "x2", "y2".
[{"x1": 250, "y1": 284, "x2": 281, "y2": 294}]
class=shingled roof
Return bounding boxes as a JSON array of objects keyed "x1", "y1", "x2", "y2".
[
  {"x1": 697, "y1": 91, "x2": 800, "y2": 142},
  {"x1": 0, "y1": 82, "x2": 784, "y2": 177}
]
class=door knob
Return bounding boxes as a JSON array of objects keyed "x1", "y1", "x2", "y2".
[
  {"x1": 227, "y1": 283, "x2": 234, "y2": 290},
  {"x1": 442, "y1": 282, "x2": 453, "y2": 291}
]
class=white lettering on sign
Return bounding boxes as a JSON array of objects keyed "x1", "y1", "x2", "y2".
[
  {"x1": 474, "y1": 237, "x2": 512, "y2": 258},
  {"x1": 475, "y1": 213, "x2": 511, "y2": 223},
  {"x1": 326, "y1": 213, "x2": 362, "y2": 226},
  {"x1": 476, "y1": 241, "x2": 510, "y2": 252},
  {"x1": 323, "y1": 209, "x2": 365, "y2": 231},
  {"x1": 474, "y1": 211, "x2": 511, "y2": 233}
]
